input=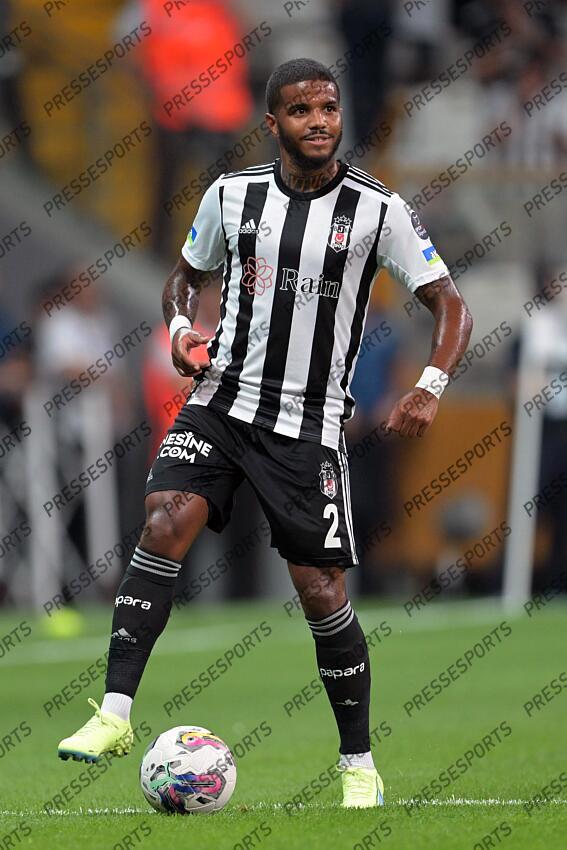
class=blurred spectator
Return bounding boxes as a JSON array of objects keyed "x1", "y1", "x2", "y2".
[
  {"x1": 344, "y1": 297, "x2": 401, "y2": 592},
  {"x1": 481, "y1": 47, "x2": 567, "y2": 168},
  {"x1": 0, "y1": 279, "x2": 32, "y2": 603},
  {"x1": 0, "y1": 1, "x2": 27, "y2": 153},
  {"x1": 140, "y1": 0, "x2": 254, "y2": 254},
  {"x1": 35, "y1": 274, "x2": 130, "y2": 434},
  {"x1": 512, "y1": 263, "x2": 567, "y2": 593},
  {"x1": 34, "y1": 270, "x2": 131, "y2": 558},
  {"x1": 453, "y1": 0, "x2": 562, "y2": 58},
  {"x1": 0, "y1": 291, "x2": 32, "y2": 433},
  {"x1": 477, "y1": 40, "x2": 567, "y2": 264},
  {"x1": 335, "y1": 0, "x2": 394, "y2": 142}
]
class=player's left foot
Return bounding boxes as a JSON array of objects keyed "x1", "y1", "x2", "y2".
[{"x1": 339, "y1": 766, "x2": 384, "y2": 808}]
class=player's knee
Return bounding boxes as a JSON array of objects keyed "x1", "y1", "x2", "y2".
[
  {"x1": 143, "y1": 491, "x2": 200, "y2": 551},
  {"x1": 296, "y1": 568, "x2": 345, "y2": 620},
  {"x1": 142, "y1": 503, "x2": 177, "y2": 547}
]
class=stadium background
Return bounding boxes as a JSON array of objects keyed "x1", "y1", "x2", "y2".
[{"x1": 0, "y1": 2, "x2": 566, "y2": 848}]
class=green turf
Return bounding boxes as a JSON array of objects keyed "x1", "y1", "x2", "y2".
[{"x1": 0, "y1": 600, "x2": 565, "y2": 849}]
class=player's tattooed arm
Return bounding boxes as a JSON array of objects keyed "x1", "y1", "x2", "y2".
[
  {"x1": 162, "y1": 255, "x2": 210, "y2": 327},
  {"x1": 415, "y1": 275, "x2": 473, "y2": 375},
  {"x1": 386, "y1": 276, "x2": 473, "y2": 438},
  {"x1": 162, "y1": 256, "x2": 213, "y2": 378}
]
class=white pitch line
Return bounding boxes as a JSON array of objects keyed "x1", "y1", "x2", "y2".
[
  {"x1": 0, "y1": 807, "x2": 149, "y2": 817},
  {"x1": 397, "y1": 798, "x2": 567, "y2": 806},
  {"x1": 1, "y1": 799, "x2": 566, "y2": 817}
]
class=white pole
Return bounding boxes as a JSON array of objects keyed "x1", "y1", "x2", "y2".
[
  {"x1": 81, "y1": 388, "x2": 121, "y2": 591},
  {"x1": 24, "y1": 385, "x2": 62, "y2": 612},
  {"x1": 503, "y1": 325, "x2": 544, "y2": 612}
]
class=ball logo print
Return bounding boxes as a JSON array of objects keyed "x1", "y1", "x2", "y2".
[
  {"x1": 241, "y1": 256, "x2": 274, "y2": 295},
  {"x1": 319, "y1": 460, "x2": 338, "y2": 499},
  {"x1": 140, "y1": 725, "x2": 236, "y2": 814},
  {"x1": 327, "y1": 215, "x2": 352, "y2": 252},
  {"x1": 178, "y1": 730, "x2": 226, "y2": 751}
]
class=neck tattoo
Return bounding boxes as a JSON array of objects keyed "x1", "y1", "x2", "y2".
[{"x1": 280, "y1": 160, "x2": 339, "y2": 193}]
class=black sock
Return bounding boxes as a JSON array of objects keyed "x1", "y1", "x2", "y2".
[
  {"x1": 105, "y1": 547, "x2": 180, "y2": 698},
  {"x1": 307, "y1": 600, "x2": 371, "y2": 754}
]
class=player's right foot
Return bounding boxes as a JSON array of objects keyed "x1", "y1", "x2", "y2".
[
  {"x1": 58, "y1": 698, "x2": 133, "y2": 763},
  {"x1": 339, "y1": 765, "x2": 385, "y2": 808}
]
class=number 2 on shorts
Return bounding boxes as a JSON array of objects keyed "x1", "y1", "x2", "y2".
[{"x1": 323, "y1": 503, "x2": 341, "y2": 548}]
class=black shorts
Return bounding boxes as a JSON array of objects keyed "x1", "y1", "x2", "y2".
[{"x1": 145, "y1": 405, "x2": 358, "y2": 568}]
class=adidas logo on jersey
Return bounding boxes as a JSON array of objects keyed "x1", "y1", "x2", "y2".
[{"x1": 238, "y1": 218, "x2": 260, "y2": 234}]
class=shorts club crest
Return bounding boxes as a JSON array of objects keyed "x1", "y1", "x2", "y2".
[{"x1": 319, "y1": 461, "x2": 338, "y2": 499}]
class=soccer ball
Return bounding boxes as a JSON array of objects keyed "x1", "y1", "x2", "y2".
[{"x1": 140, "y1": 725, "x2": 236, "y2": 814}]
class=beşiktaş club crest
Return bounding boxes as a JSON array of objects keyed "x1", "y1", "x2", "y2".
[
  {"x1": 328, "y1": 215, "x2": 352, "y2": 253},
  {"x1": 319, "y1": 461, "x2": 338, "y2": 499}
]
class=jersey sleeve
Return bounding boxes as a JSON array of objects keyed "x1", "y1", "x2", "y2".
[
  {"x1": 181, "y1": 179, "x2": 226, "y2": 271},
  {"x1": 376, "y1": 193, "x2": 449, "y2": 292}
]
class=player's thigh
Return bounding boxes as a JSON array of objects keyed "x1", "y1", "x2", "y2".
[
  {"x1": 249, "y1": 435, "x2": 358, "y2": 569},
  {"x1": 145, "y1": 407, "x2": 244, "y2": 548}
]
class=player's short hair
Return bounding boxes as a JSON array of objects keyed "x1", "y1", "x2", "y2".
[{"x1": 265, "y1": 58, "x2": 339, "y2": 113}]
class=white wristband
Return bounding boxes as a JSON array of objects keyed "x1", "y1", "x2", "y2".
[
  {"x1": 169, "y1": 315, "x2": 193, "y2": 344},
  {"x1": 415, "y1": 366, "x2": 449, "y2": 400}
]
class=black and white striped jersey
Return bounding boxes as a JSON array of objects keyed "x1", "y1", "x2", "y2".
[{"x1": 181, "y1": 159, "x2": 448, "y2": 452}]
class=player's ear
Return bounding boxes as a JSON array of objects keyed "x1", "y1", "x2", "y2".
[{"x1": 265, "y1": 113, "x2": 278, "y2": 138}]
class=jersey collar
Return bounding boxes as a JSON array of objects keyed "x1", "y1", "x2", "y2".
[{"x1": 273, "y1": 158, "x2": 349, "y2": 201}]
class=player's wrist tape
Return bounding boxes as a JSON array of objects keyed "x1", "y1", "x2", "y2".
[
  {"x1": 169, "y1": 315, "x2": 193, "y2": 344},
  {"x1": 415, "y1": 366, "x2": 449, "y2": 399}
]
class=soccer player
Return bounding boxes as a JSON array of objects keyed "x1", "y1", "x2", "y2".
[{"x1": 58, "y1": 58, "x2": 472, "y2": 808}]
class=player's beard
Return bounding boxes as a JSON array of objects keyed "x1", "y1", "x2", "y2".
[{"x1": 277, "y1": 122, "x2": 343, "y2": 172}]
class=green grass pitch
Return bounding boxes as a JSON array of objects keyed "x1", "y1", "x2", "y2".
[{"x1": 0, "y1": 599, "x2": 565, "y2": 849}]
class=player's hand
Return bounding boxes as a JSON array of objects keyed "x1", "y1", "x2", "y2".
[
  {"x1": 385, "y1": 388, "x2": 439, "y2": 438},
  {"x1": 171, "y1": 328, "x2": 212, "y2": 377}
]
